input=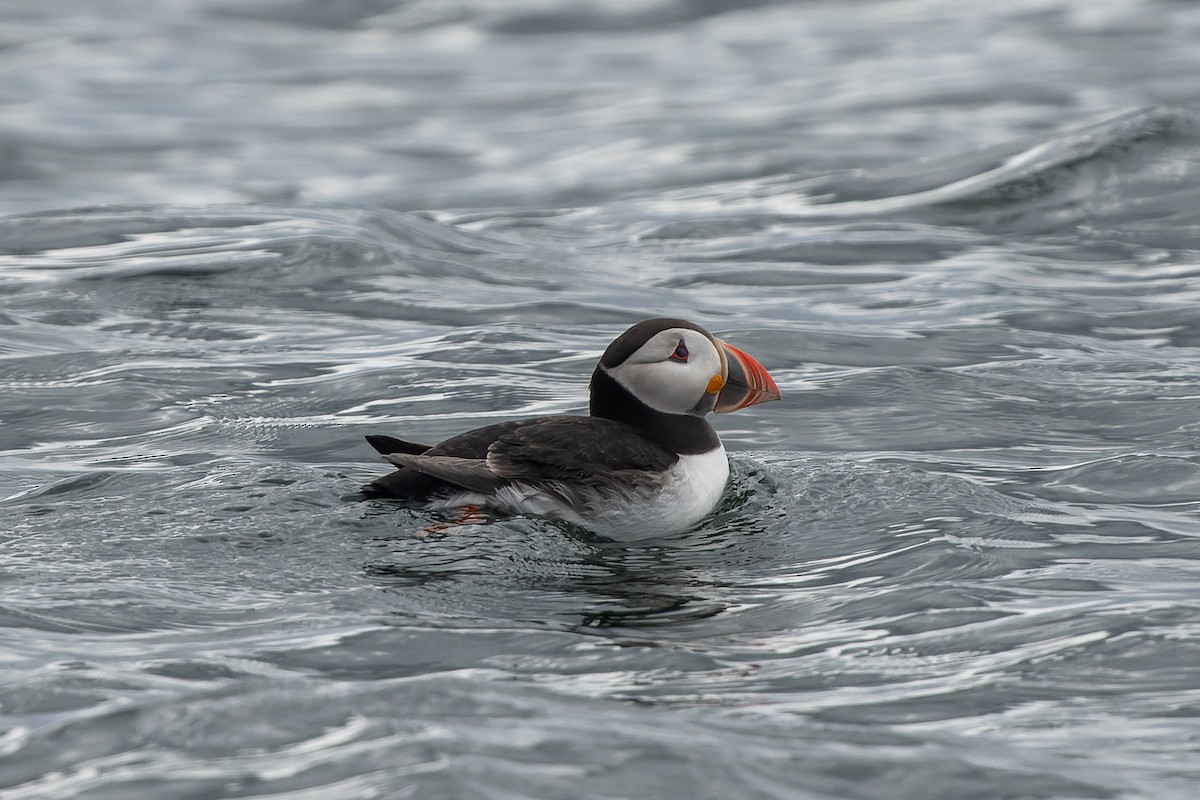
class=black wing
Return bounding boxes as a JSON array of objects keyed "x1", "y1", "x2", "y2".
[
  {"x1": 361, "y1": 416, "x2": 676, "y2": 501},
  {"x1": 486, "y1": 417, "x2": 676, "y2": 480},
  {"x1": 361, "y1": 419, "x2": 528, "y2": 500}
]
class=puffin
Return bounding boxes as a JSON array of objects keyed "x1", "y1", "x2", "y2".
[{"x1": 361, "y1": 318, "x2": 780, "y2": 538}]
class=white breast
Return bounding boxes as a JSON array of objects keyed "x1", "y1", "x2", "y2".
[
  {"x1": 584, "y1": 444, "x2": 730, "y2": 540},
  {"x1": 430, "y1": 445, "x2": 730, "y2": 540}
]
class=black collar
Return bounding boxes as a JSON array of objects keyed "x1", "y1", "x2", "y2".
[{"x1": 588, "y1": 368, "x2": 721, "y2": 456}]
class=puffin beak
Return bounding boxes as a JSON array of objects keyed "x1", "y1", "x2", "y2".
[{"x1": 713, "y1": 339, "x2": 782, "y2": 413}]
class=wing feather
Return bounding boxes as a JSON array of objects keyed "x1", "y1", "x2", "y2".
[
  {"x1": 383, "y1": 453, "x2": 503, "y2": 494},
  {"x1": 365, "y1": 416, "x2": 677, "y2": 503},
  {"x1": 486, "y1": 418, "x2": 676, "y2": 480}
]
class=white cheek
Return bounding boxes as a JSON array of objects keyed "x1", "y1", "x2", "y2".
[
  {"x1": 607, "y1": 361, "x2": 711, "y2": 414},
  {"x1": 605, "y1": 329, "x2": 724, "y2": 415},
  {"x1": 691, "y1": 344, "x2": 722, "y2": 387}
]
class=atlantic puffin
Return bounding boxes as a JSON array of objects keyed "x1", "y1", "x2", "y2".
[{"x1": 361, "y1": 318, "x2": 780, "y2": 537}]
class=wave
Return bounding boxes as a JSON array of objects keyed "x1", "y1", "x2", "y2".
[
  {"x1": 0, "y1": 205, "x2": 503, "y2": 286},
  {"x1": 631, "y1": 106, "x2": 1200, "y2": 237}
]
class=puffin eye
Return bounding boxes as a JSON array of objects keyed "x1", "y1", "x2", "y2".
[{"x1": 669, "y1": 340, "x2": 689, "y2": 363}]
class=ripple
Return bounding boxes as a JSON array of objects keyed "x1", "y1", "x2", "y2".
[{"x1": 4, "y1": 4, "x2": 1200, "y2": 797}]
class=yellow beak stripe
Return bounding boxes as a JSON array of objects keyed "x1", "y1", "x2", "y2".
[{"x1": 706, "y1": 373, "x2": 726, "y2": 395}]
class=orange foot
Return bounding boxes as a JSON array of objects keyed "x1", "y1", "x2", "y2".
[{"x1": 414, "y1": 505, "x2": 488, "y2": 538}]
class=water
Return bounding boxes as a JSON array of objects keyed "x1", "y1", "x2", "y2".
[{"x1": 3, "y1": 1, "x2": 1200, "y2": 797}]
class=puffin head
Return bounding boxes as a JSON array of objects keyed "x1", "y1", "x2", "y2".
[{"x1": 594, "y1": 318, "x2": 781, "y2": 417}]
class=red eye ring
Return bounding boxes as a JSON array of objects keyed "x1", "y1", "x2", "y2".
[{"x1": 669, "y1": 340, "x2": 689, "y2": 362}]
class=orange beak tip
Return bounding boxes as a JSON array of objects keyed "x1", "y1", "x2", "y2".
[{"x1": 714, "y1": 339, "x2": 781, "y2": 413}]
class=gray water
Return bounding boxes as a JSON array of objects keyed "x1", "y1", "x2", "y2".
[{"x1": 3, "y1": 1, "x2": 1200, "y2": 798}]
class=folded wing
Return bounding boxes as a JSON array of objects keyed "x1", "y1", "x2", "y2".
[{"x1": 371, "y1": 416, "x2": 677, "y2": 501}]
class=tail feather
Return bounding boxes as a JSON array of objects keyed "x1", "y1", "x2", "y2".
[{"x1": 365, "y1": 434, "x2": 432, "y2": 456}]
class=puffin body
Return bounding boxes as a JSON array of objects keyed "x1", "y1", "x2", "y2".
[{"x1": 362, "y1": 318, "x2": 780, "y2": 537}]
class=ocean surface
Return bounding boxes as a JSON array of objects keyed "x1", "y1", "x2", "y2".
[{"x1": 3, "y1": 1, "x2": 1200, "y2": 798}]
